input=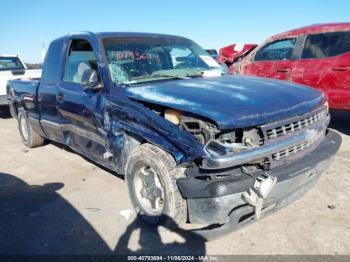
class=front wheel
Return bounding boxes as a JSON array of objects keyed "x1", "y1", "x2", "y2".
[
  {"x1": 125, "y1": 143, "x2": 187, "y2": 227},
  {"x1": 17, "y1": 108, "x2": 45, "y2": 148}
]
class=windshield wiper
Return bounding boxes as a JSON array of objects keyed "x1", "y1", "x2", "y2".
[
  {"x1": 150, "y1": 73, "x2": 190, "y2": 80},
  {"x1": 125, "y1": 69, "x2": 223, "y2": 86},
  {"x1": 182, "y1": 70, "x2": 222, "y2": 78},
  {"x1": 123, "y1": 75, "x2": 188, "y2": 86}
]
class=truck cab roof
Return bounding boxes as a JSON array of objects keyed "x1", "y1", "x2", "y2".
[{"x1": 54, "y1": 31, "x2": 190, "y2": 43}]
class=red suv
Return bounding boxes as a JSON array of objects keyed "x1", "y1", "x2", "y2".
[{"x1": 235, "y1": 23, "x2": 350, "y2": 110}]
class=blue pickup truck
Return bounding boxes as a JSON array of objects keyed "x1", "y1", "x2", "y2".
[{"x1": 7, "y1": 32, "x2": 341, "y2": 239}]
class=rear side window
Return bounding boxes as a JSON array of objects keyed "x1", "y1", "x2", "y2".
[
  {"x1": 63, "y1": 39, "x2": 97, "y2": 83},
  {"x1": 254, "y1": 38, "x2": 296, "y2": 61},
  {"x1": 301, "y1": 31, "x2": 350, "y2": 59}
]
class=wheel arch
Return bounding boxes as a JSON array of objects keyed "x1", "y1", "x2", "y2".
[{"x1": 104, "y1": 100, "x2": 207, "y2": 173}]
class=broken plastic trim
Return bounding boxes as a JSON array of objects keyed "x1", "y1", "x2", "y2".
[
  {"x1": 103, "y1": 96, "x2": 207, "y2": 168},
  {"x1": 242, "y1": 173, "x2": 277, "y2": 219}
]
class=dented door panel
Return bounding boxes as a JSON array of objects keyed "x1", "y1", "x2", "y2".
[{"x1": 291, "y1": 52, "x2": 350, "y2": 110}]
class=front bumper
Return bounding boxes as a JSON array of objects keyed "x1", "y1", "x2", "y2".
[{"x1": 177, "y1": 129, "x2": 341, "y2": 240}]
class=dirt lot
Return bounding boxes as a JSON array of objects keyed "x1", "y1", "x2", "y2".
[{"x1": 0, "y1": 107, "x2": 349, "y2": 255}]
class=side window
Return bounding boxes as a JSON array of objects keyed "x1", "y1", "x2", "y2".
[
  {"x1": 302, "y1": 31, "x2": 350, "y2": 59},
  {"x1": 254, "y1": 38, "x2": 296, "y2": 62},
  {"x1": 63, "y1": 39, "x2": 97, "y2": 83}
]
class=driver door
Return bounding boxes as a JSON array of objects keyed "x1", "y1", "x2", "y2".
[{"x1": 57, "y1": 38, "x2": 107, "y2": 164}]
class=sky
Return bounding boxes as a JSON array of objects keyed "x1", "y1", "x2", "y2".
[{"x1": 0, "y1": 0, "x2": 349, "y2": 63}]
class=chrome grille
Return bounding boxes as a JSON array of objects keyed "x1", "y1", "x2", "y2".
[
  {"x1": 272, "y1": 141, "x2": 308, "y2": 160},
  {"x1": 272, "y1": 129, "x2": 324, "y2": 161},
  {"x1": 266, "y1": 111, "x2": 323, "y2": 139}
]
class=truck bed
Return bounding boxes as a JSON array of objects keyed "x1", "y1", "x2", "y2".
[
  {"x1": 6, "y1": 79, "x2": 40, "y2": 115},
  {"x1": 0, "y1": 68, "x2": 41, "y2": 105}
]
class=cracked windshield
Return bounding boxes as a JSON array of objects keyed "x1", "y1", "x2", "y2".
[{"x1": 103, "y1": 36, "x2": 222, "y2": 85}]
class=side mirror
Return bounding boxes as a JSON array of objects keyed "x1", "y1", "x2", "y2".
[{"x1": 81, "y1": 69, "x2": 102, "y2": 90}]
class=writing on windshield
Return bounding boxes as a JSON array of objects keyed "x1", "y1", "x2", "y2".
[{"x1": 103, "y1": 36, "x2": 217, "y2": 85}]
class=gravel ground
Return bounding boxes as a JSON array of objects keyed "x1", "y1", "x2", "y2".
[{"x1": 0, "y1": 107, "x2": 349, "y2": 255}]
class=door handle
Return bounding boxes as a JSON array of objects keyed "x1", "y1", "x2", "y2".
[
  {"x1": 276, "y1": 67, "x2": 290, "y2": 73},
  {"x1": 56, "y1": 92, "x2": 65, "y2": 102},
  {"x1": 332, "y1": 66, "x2": 350, "y2": 71}
]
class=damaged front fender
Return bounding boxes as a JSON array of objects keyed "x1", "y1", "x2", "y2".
[{"x1": 103, "y1": 95, "x2": 207, "y2": 170}]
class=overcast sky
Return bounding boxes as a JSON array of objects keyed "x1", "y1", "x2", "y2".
[{"x1": 1, "y1": 0, "x2": 349, "y2": 63}]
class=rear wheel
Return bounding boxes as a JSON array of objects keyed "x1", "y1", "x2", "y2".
[
  {"x1": 17, "y1": 108, "x2": 45, "y2": 148},
  {"x1": 125, "y1": 143, "x2": 187, "y2": 227}
]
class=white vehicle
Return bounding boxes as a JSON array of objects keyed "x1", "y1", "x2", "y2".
[{"x1": 0, "y1": 55, "x2": 41, "y2": 105}]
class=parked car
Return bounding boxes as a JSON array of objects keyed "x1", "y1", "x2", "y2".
[
  {"x1": 0, "y1": 55, "x2": 41, "y2": 106},
  {"x1": 230, "y1": 23, "x2": 350, "y2": 111},
  {"x1": 7, "y1": 32, "x2": 341, "y2": 240}
]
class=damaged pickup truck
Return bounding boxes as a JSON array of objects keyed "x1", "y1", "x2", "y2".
[{"x1": 7, "y1": 32, "x2": 341, "y2": 239}]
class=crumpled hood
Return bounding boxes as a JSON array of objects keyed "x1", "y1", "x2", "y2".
[{"x1": 125, "y1": 75, "x2": 324, "y2": 129}]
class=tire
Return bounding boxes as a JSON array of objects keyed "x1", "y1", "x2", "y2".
[
  {"x1": 17, "y1": 108, "x2": 45, "y2": 148},
  {"x1": 125, "y1": 143, "x2": 187, "y2": 227}
]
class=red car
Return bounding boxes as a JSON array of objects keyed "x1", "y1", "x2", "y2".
[{"x1": 233, "y1": 23, "x2": 350, "y2": 111}]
